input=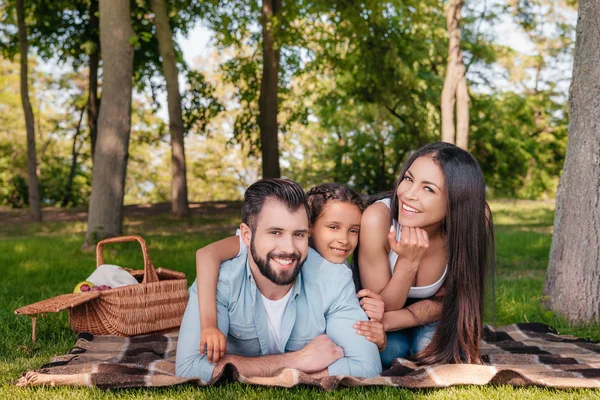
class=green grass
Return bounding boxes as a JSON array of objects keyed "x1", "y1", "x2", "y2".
[{"x1": 1, "y1": 200, "x2": 599, "y2": 399}]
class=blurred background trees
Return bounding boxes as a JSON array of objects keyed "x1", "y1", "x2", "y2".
[{"x1": 0, "y1": 0, "x2": 576, "y2": 211}]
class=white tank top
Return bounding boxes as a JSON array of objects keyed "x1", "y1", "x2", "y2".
[{"x1": 374, "y1": 198, "x2": 447, "y2": 299}]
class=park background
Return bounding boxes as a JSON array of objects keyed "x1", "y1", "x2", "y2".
[{"x1": 2, "y1": 0, "x2": 600, "y2": 398}]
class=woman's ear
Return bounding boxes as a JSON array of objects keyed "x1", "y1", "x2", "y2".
[{"x1": 239, "y1": 223, "x2": 252, "y2": 247}]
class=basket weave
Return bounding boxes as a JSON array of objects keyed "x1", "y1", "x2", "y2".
[{"x1": 15, "y1": 235, "x2": 189, "y2": 341}]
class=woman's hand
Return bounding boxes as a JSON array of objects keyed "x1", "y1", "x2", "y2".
[
  {"x1": 388, "y1": 225, "x2": 429, "y2": 270},
  {"x1": 356, "y1": 289, "x2": 385, "y2": 322},
  {"x1": 354, "y1": 320, "x2": 387, "y2": 352},
  {"x1": 200, "y1": 326, "x2": 227, "y2": 363}
]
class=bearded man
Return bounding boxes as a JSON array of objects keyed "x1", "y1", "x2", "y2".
[{"x1": 176, "y1": 178, "x2": 381, "y2": 382}]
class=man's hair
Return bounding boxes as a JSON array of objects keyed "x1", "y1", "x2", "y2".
[{"x1": 241, "y1": 178, "x2": 309, "y2": 231}]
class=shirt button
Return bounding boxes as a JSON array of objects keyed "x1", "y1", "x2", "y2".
[{"x1": 236, "y1": 332, "x2": 240, "y2": 338}]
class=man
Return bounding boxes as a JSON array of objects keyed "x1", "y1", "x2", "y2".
[{"x1": 176, "y1": 178, "x2": 381, "y2": 382}]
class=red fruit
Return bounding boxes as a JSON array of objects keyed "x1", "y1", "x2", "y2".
[
  {"x1": 91, "y1": 286, "x2": 101, "y2": 291},
  {"x1": 80, "y1": 284, "x2": 91, "y2": 292}
]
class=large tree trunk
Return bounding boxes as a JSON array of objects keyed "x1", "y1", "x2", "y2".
[
  {"x1": 258, "y1": 0, "x2": 281, "y2": 178},
  {"x1": 440, "y1": 0, "x2": 469, "y2": 150},
  {"x1": 150, "y1": 0, "x2": 189, "y2": 218},
  {"x1": 16, "y1": 0, "x2": 42, "y2": 222},
  {"x1": 88, "y1": 0, "x2": 100, "y2": 159},
  {"x1": 543, "y1": 1, "x2": 600, "y2": 323},
  {"x1": 84, "y1": 0, "x2": 134, "y2": 245}
]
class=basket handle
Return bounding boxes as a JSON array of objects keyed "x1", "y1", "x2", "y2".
[{"x1": 96, "y1": 235, "x2": 159, "y2": 284}]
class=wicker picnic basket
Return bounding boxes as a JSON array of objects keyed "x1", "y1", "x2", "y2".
[{"x1": 15, "y1": 235, "x2": 189, "y2": 342}]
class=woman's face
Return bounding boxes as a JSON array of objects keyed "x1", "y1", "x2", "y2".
[{"x1": 396, "y1": 155, "x2": 447, "y2": 231}]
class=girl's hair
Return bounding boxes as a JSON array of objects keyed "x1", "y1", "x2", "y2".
[
  {"x1": 391, "y1": 142, "x2": 494, "y2": 365},
  {"x1": 306, "y1": 183, "x2": 365, "y2": 225}
]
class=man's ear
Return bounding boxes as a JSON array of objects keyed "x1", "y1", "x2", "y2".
[{"x1": 239, "y1": 223, "x2": 252, "y2": 247}]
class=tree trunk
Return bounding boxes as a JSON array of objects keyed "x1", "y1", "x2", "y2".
[
  {"x1": 62, "y1": 105, "x2": 86, "y2": 207},
  {"x1": 16, "y1": 0, "x2": 42, "y2": 222},
  {"x1": 84, "y1": 0, "x2": 134, "y2": 245},
  {"x1": 258, "y1": 0, "x2": 281, "y2": 178},
  {"x1": 150, "y1": 0, "x2": 189, "y2": 218},
  {"x1": 543, "y1": 0, "x2": 600, "y2": 323},
  {"x1": 88, "y1": 0, "x2": 100, "y2": 159},
  {"x1": 455, "y1": 72, "x2": 469, "y2": 149},
  {"x1": 440, "y1": 0, "x2": 469, "y2": 150}
]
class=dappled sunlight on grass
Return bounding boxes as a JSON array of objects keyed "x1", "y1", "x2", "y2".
[{"x1": 489, "y1": 199, "x2": 555, "y2": 228}]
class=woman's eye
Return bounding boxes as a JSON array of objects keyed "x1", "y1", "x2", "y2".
[
  {"x1": 404, "y1": 176, "x2": 413, "y2": 182},
  {"x1": 424, "y1": 186, "x2": 434, "y2": 193}
]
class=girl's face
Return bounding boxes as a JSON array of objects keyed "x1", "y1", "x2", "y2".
[
  {"x1": 396, "y1": 156, "x2": 448, "y2": 232},
  {"x1": 311, "y1": 200, "x2": 362, "y2": 264}
]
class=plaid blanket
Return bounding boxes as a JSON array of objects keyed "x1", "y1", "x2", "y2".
[{"x1": 16, "y1": 323, "x2": 600, "y2": 390}]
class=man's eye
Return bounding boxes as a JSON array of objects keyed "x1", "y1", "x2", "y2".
[
  {"x1": 294, "y1": 232, "x2": 306, "y2": 238},
  {"x1": 270, "y1": 231, "x2": 281, "y2": 235}
]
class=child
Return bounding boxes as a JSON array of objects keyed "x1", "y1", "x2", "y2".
[{"x1": 195, "y1": 183, "x2": 386, "y2": 363}]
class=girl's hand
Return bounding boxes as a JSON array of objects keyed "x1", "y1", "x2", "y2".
[
  {"x1": 356, "y1": 289, "x2": 385, "y2": 322},
  {"x1": 388, "y1": 225, "x2": 429, "y2": 270},
  {"x1": 200, "y1": 326, "x2": 227, "y2": 363},
  {"x1": 354, "y1": 320, "x2": 387, "y2": 352}
]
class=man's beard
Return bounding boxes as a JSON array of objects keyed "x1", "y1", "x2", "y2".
[{"x1": 250, "y1": 235, "x2": 306, "y2": 285}]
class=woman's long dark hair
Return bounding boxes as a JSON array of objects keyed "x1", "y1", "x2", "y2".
[{"x1": 361, "y1": 142, "x2": 495, "y2": 364}]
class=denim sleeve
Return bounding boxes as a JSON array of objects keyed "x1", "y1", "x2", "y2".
[
  {"x1": 326, "y1": 268, "x2": 382, "y2": 377},
  {"x1": 175, "y1": 279, "x2": 230, "y2": 382}
]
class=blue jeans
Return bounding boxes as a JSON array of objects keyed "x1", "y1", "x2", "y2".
[{"x1": 380, "y1": 323, "x2": 437, "y2": 369}]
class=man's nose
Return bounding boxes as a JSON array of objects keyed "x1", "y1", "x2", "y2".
[{"x1": 279, "y1": 234, "x2": 296, "y2": 254}]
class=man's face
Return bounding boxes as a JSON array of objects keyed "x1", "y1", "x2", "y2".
[{"x1": 243, "y1": 198, "x2": 309, "y2": 286}]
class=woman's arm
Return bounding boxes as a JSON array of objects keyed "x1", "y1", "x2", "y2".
[
  {"x1": 382, "y1": 299, "x2": 442, "y2": 331},
  {"x1": 358, "y1": 204, "x2": 428, "y2": 311},
  {"x1": 196, "y1": 235, "x2": 241, "y2": 363}
]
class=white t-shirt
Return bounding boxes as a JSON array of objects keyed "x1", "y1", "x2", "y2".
[{"x1": 260, "y1": 289, "x2": 292, "y2": 354}]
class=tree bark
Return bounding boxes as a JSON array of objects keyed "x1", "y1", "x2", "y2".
[
  {"x1": 150, "y1": 0, "x2": 189, "y2": 218},
  {"x1": 84, "y1": 0, "x2": 134, "y2": 245},
  {"x1": 88, "y1": 0, "x2": 100, "y2": 159},
  {"x1": 441, "y1": 0, "x2": 469, "y2": 150},
  {"x1": 16, "y1": 0, "x2": 42, "y2": 222},
  {"x1": 62, "y1": 105, "x2": 86, "y2": 207},
  {"x1": 543, "y1": 0, "x2": 600, "y2": 323},
  {"x1": 258, "y1": 0, "x2": 281, "y2": 178}
]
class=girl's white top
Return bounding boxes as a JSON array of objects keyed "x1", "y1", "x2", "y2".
[{"x1": 374, "y1": 198, "x2": 447, "y2": 299}]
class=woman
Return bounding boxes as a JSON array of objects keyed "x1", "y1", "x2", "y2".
[{"x1": 353, "y1": 142, "x2": 494, "y2": 367}]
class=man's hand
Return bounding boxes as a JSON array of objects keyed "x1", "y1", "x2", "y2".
[
  {"x1": 388, "y1": 225, "x2": 429, "y2": 270},
  {"x1": 354, "y1": 320, "x2": 387, "y2": 351},
  {"x1": 294, "y1": 334, "x2": 344, "y2": 373},
  {"x1": 200, "y1": 326, "x2": 227, "y2": 364},
  {"x1": 356, "y1": 289, "x2": 385, "y2": 322}
]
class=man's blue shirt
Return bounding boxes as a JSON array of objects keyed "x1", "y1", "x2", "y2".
[{"x1": 176, "y1": 247, "x2": 382, "y2": 382}]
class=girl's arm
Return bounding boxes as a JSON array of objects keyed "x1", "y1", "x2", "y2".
[
  {"x1": 196, "y1": 235, "x2": 241, "y2": 363},
  {"x1": 358, "y1": 204, "x2": 426, "y2": 311}
]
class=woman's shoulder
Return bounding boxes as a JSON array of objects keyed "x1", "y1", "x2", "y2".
[
  {"x1": 362, "y1": 201, "x2": 391, "y2": 227},
  {"x1": 360, "y1": 202, "x2": 392, "y2": 247}
]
